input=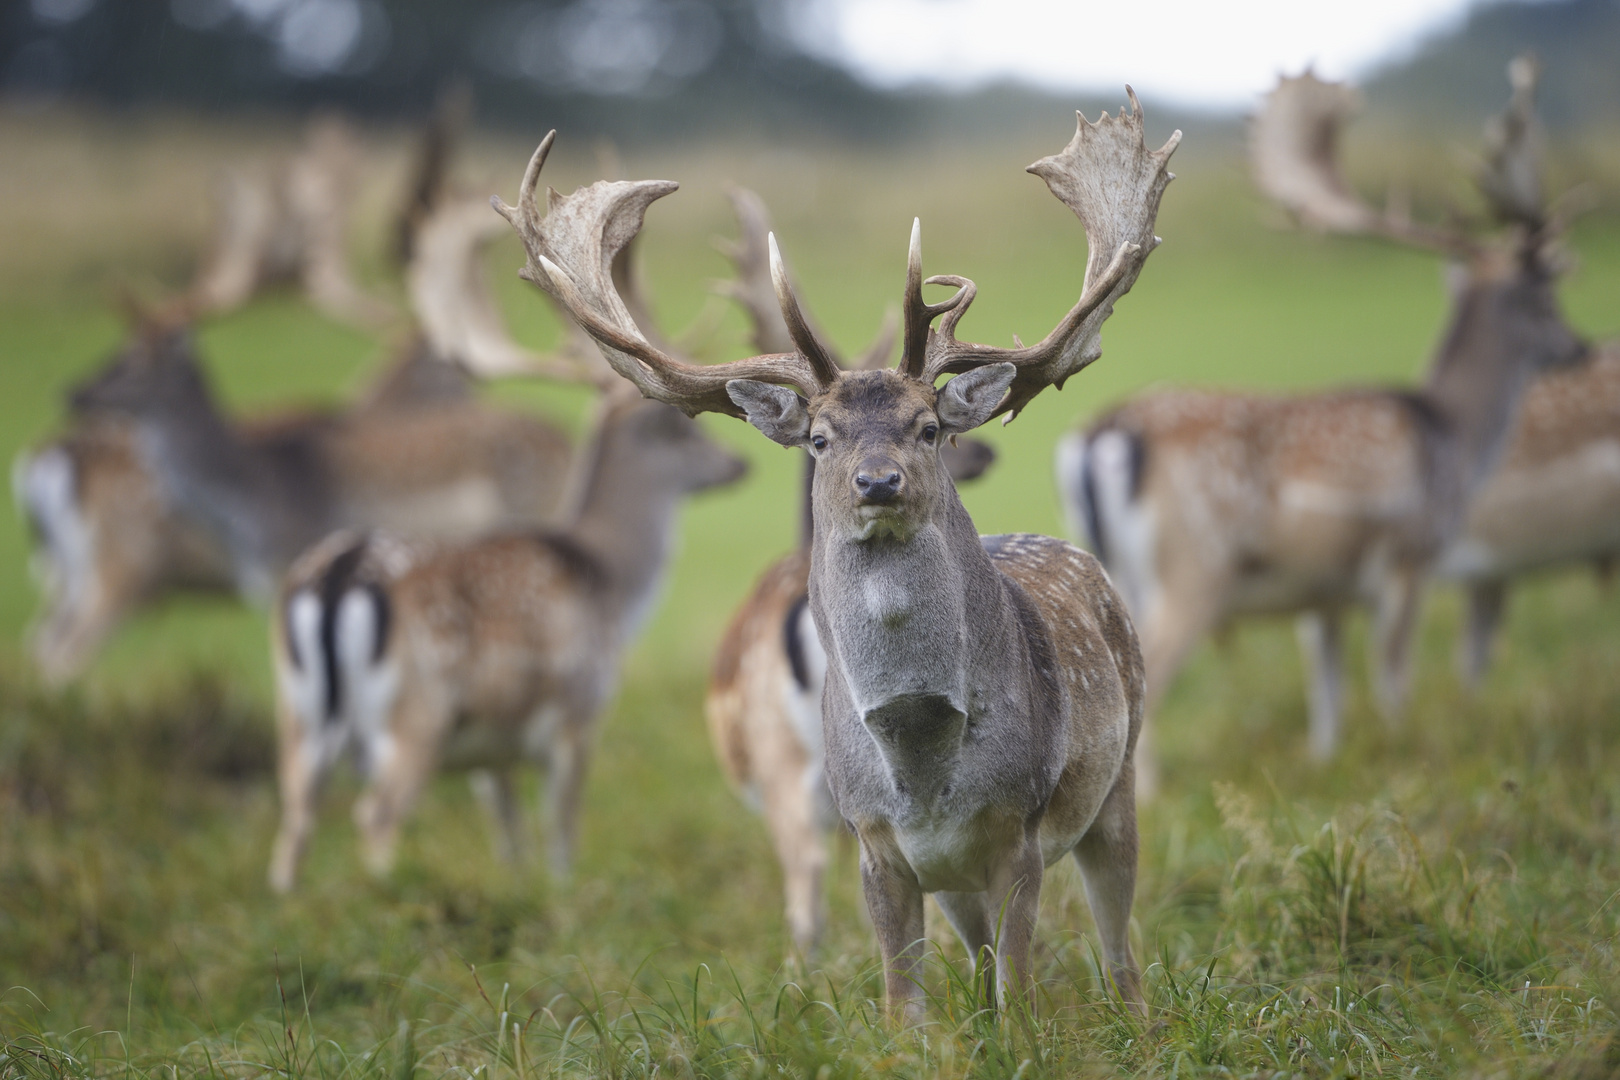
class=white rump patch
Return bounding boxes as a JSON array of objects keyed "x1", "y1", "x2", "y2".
[
  {"x1": 282, "y1": 589, "x2": 327, "y2": 732},
  {"x1": 1088, "y1": 429, "x2": 1157, "y2": 622}
]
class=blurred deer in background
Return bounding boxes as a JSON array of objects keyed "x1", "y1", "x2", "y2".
[
  {"x1": 704, "y1": 187, "x2": 995, "y2": 957},
  {"x1": 1437, "y1": 341, "x2": 1620, "y2": 683},
  {"x1": 14, "y1": 187, "x2": 583, "y2": 681},
  {"x1": 267, "y1": 281, "x2": 747, "y2": 892},
  {"x1": 189, "y1": 114, "x2": 394, "y2": 328},
  {"x1": 1055, "y1": 59, "x2": 1590, "y2": 786},
  {"x1": 498, "y1": 93, "x2": 1174, "y2": 1018}
]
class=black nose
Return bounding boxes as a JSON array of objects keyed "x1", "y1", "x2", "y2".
[{"x1": 854, "y1": 460, "x2": 903, "y2": 503}]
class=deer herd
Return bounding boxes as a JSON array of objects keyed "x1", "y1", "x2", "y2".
[{"x1": 12, "y1": 59, "x2": 1614, "y2": 1020}]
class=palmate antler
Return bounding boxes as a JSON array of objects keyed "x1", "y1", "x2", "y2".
[
  {"x1": 1252, "y1": 60, "x2": 1556, "y2": 260},
  {"x1": 409, "y1": 192, "x2": 618, "y2": 389},
  {"x1": 494, "y1": 90, "x2": 1177, "y2": 422}
]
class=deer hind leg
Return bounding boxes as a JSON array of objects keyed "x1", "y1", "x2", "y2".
[
  {"x1": 1459, "y1": 579, "x2": 1506, "y2": 688},
  {"x1": 1371, "y1": 565, "x2": 1425, "y2": 722},
  {"x1": 352, "y1": 697, "x2": 447, "y2": 879},
  {"x1": 985, "y1": 832, "x2": 1046, "y2": 1012},
  {"x1": 269, "y1": 696, "x2": 335, "y2": 894},
  {"x1": 1295, "y1": 608, "x2": 1345, "y2": 760},
  {"x1": 859, "y1": 839, "x2": 927, "y2": 1026},
  {"x1": 469, "y1": 768, "x2": 523, "y2": 864},
  {"x1": 1072, "y1": 771, "x2": 1144, "y2": 1015},
  {"x1": 933, "y1": 890, "x2": 995, "y2": 1004},
  {"x1": 1135, "y1": 582, "x2": 1226, "y2": 800},
  {"x1": 758, "y1": 768, "x2": 829, "y2": 957},
  {"x1": 544, "y1": 717, "x2": 595, "y2": 880}
]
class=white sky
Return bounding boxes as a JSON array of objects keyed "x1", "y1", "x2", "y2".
[{"x1": 791, "y1": 0, "x2": 1503, "y2": 109}]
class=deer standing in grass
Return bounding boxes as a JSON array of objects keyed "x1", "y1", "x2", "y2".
[
  {"x1": 1055, "y1": 61, "x2": 1589, "y2": 783},
  {"x1": 704, "y1": 187, "x2": 995, "y2": 957},
  {"x1": 15, "y1": 190, "x2": 582, "y2": 680},
  {"x1": 495, "y1": 92, "x2": 1176, "y2": 1018},
  {"x1": 1437, "y1": 341, "x2": 1620, "y2": 682},
  {"x1": 267, "y1": 368, "x2": 747, "y2": 893}
]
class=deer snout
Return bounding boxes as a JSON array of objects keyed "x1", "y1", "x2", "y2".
[{"x1": 854, "y1": 458, "x2": 904, "y2": 505}]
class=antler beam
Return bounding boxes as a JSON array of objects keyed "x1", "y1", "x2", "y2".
[{"x1": 492, "y1": 133, "x2": 836, "y2": 417}]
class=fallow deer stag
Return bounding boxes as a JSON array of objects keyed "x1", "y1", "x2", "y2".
[
  {"x1": 1437, "y1": 341, "x2": 1620, "y2": 682},
  {"x1": 494, "y1": 94, "x2": 1176, "y2": 1018},
  {"x1": 267, "y1": 365, "x2": 747, "y2": 893},
  {"x1": 1055, "y1": 60, "x2": 1589, "y2": 781},
  {"x1": 15, "y1": 191, "x2": 582, "y2": 679},
  {"x1": 705, "y1": 187, "x2": 994, "y2": 957}
]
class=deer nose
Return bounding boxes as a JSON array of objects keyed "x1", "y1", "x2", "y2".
[{"x1": 853, "y1": 459, "x2": 903, "y2": 504}]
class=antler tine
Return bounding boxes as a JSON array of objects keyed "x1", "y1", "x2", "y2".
[
  {"x1": 715, "y1": 186, "x2": 795, "y2": 355},
  {"x1": 493, "y1": 132, "x2": 835, "y2": 417},
  {"x1": 409, "y1": 192, "x2": 614, "y2": 387},
  {"x1": 1252, "y1": 70, "x2": 1474, "y2": 258},
  {"x1": 769, "y1": 234, "x2": 842, "y2": 385},
  {"x1": 916, "y1": 89, "x2": 1179, "y2": 422},
  {"x1": 898, "y1": 219, "x2": 973, "y2": 378},
  {"x1": 1477, "y1": 54, "x2": 1545, "y2": 231}
]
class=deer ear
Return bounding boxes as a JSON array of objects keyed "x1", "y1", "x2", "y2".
[
  {"x1": 726, "y1": 379, "x2": 811, "y2": 446},
  {"x1": 936, "y1": 363, "x2": 1015, "y2": 433}
]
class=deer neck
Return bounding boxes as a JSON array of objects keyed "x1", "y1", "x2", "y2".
[
  {"x1": 128, "y1": 385, "x2": 282, "y2": 596},
  {"x1": 564, "y1": 429, "x2": 684, "y2": 634},
  {"x1": 1422, "y1": 288, "x2": 1540, "y2": 498},
  {"x1": 809, "y1": 486, "x2": 1028, "y2": 810}
]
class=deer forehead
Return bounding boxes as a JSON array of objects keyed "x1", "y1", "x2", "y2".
[{"x1": 809, "y1": 372, "x2": 938, "y2": 442}]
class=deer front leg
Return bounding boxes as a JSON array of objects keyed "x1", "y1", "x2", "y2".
[
  {"x1": 1295, "y1": 608, "x2": 1345, "y2": 760},
  {"x1": 1459, "y1": 579, "x2": 1506, "y2": 687},
  {"x1": 859, "y1": 837, "x2": 926, "y2": 1026},
  {"x1": 1371, "y1": 564, "x2": 1425, "y2": 721},
  {"x1": 1072, "y1": 772, "x2": 1145, "y2": 1015},
  {"x1": 933, "y1": 890, "x2": 995, "y2": 1004},
  {"x1": 469, "y1": 768, "x2": 523, "y2": 864}
]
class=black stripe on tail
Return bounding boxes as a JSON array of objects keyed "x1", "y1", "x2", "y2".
[{"x1": 283, "y1": 536, "x2": 391, "y2": 722}]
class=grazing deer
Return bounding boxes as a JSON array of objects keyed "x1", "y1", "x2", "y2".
[
  {"x1": 267, "y1": 378, "x2": 748, "y2": 891},
  {"x1": 1438, "y1": 341, "x2": 1620, "y2": 682},
  {"x1": 495, "y1": 91, "x2": 1175, "y2": 1018},
  {"x1": 704, "y1": 187, "x2": 994, "y2": 957},
  {"x1": 15, "y1": 189, "x2": 584, "y2": 679},
  {"x1": 1055, "y1": 60, "x2": 1589, "y2": 782}
]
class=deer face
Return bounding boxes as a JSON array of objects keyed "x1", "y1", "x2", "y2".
[
  {"x1": 728, "y1": 364, "x2": 1015, "y2": 543},
  {"x1": 615, "y1": 399, "x2": 748, "y2": 494}
]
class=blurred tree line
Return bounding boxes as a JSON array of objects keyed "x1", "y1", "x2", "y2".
[{"x1": 2, "y1": 0, "x2": 1616, "y2": 141}]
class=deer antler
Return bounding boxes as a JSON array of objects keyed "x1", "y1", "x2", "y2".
[
  {"x1": 716, "y1": 185, "x2": 896, "y2": 368},
  {"x1": 910, "y1": 88, "x2": 1181, "y2": 420},
  {"x1": 1477, "y1": 55, "x2": 1545, "y2": 230},
  {"x1": 497, "y1": 94, "x2": 1174, "y2": 423},
  {"x1": 1252, "y1": 70, "x2": 1475, "y2": 258},
  {"x1": 408, "y1": 193, "x2": 616, "y2": 388},
  {"x1": 492, "y1": 133, "x2": 839, "y2": 417}
]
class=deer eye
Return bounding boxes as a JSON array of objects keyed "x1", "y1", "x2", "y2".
[
  {"x1": 811, "y1": 434, "x2": 828, "y2": 452},
  {"x1": 921, "y1": 424, "x2": 938, "y2": 444}
]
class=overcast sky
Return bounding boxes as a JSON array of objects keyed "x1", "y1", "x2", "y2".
[{"x1": 789, "y1": 0, "x2": 1515, "y2": 109}]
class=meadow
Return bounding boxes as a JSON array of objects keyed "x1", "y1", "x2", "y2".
[{"x1": 2, "y1": 104, "x2": 1620, "y2": 1077}]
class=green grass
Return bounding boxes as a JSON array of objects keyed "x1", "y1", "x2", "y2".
[{"x1": 2, "y1": 112, "x2": 1620, "y2": 1077}]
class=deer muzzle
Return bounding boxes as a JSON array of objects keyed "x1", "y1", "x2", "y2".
[{"x1": 854, "y1": 457, "x2": 904, "y2": 505}]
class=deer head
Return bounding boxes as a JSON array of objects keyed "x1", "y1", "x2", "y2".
[
  {"x1": 493, "y1": 94, "x2": 1177, "y2": 543},
  {"x1": 1252, "y1": 58, "x2": 1589, "y2": 387}
]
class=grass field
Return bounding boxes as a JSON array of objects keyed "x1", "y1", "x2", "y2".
[{"x1": 2, "y1": 105, "x2": 1620, "y2": 1077}]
